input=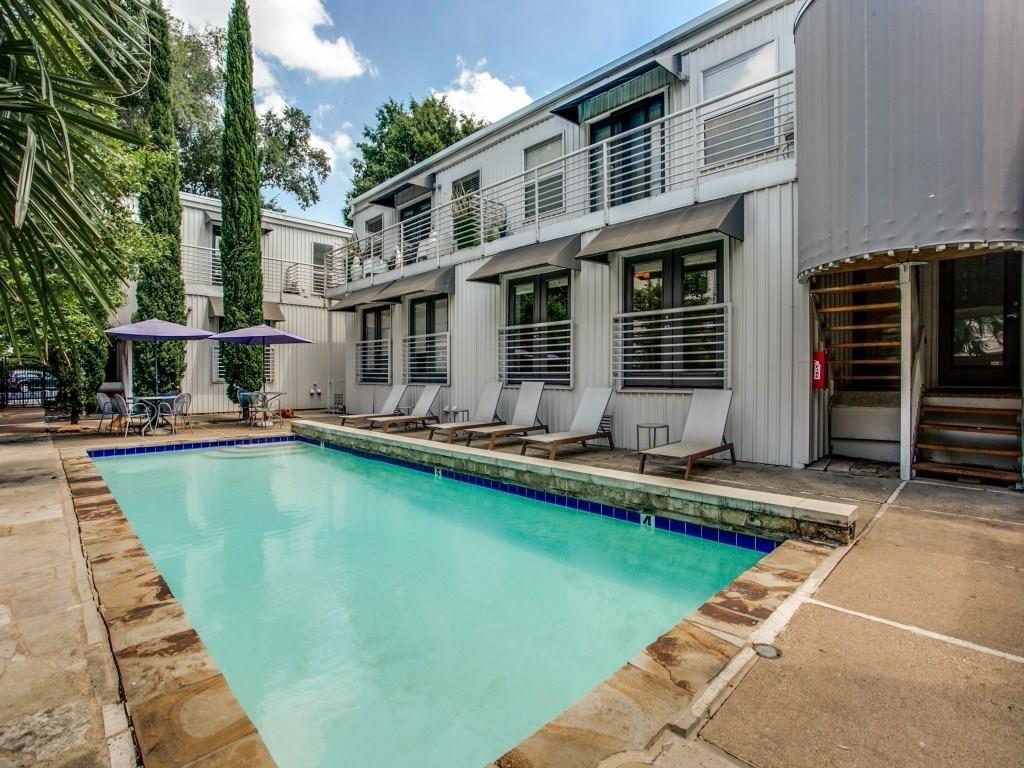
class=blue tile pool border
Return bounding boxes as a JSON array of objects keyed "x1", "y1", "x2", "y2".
[{"x1": 86, "y1": 433, "x2": 777, "y2": 554}]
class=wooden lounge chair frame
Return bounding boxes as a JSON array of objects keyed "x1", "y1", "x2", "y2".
[
  {"x1": 367, "y1": 385, "x2": 442, "y2": 432},
  {"x1": 637, "y1": 390, "x2": 736, "y2": 479},
  {"x1": 638, "y1": 441, "x2": 735, "y2": 479},
  {"x1": 463, "y1": 381, "x2": 547, "y2": 449},
  {"x1": 339, "y1": 384, "x2": 407, "y2": 426},
  {"x1": 519, "y1": 387, "x2": 615, "y2": 460},
  {"x1": 428, "y1": 382, "x2": 505, "y2": 442}
]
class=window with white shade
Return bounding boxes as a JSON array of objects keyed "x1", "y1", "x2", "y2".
[
  {"x1": 312, "y1": 243, "x2": 334, "y2": 295},
  {"x1": 701, "y1": 43, "x2": 778, "y2": 166},
  {"x1": 524, "y1": 136, "x2": 564, "y2": 220}
]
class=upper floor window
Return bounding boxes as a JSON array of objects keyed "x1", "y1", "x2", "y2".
[
  {"x1": 358, "y1": 306, "x2": 392, "y2": 384},
  {"x1": 452, "y1": 171, "x2": 481, "y2": 250},
  {"x1": 405, "y1": 295, "x2": 449, "y2": 384},
  {"x1": 524, "y1": 136, "x2": 564, "y2": 220},
  {"x1": 210, "y1": 225, "x2": 223, "y2": 286},
  {"x1": 701, "y1": 43, "x2": 777, "y2": 166},
  {"x1": 312, "y1": 243, "x2": 334, "y2": 295},
  {"x1": 399, "y1": 197, "x2": 431, "y2": 262},
  {"x1": 589, "y1": 94, "x2": 665, "y2": 208}
]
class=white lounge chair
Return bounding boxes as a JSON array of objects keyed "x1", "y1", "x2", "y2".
[
  {"x1": 638, "y1": 390, "x2": 736, "y2": 479},
  {"x1": 464, "y1": 381, "x2": 547, "y2": 449},
  {"x1": 520, "y1": 387, "x2": 614, "y2": 460},
  {"x1": 427, "y1": 382, "x2": 504, "y2": 442},
  {"x1": 367, "y1": 384, "x2": 442, "y2": 432},
  {"x1": 339, "y1": 384, "x2": 408, "y2": 426}
]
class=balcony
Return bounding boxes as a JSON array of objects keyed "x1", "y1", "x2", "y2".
[
  {"x1": 402, "y1": 332, "x2": 450, "y2": 385},
  {"x1": 498, "y1": 320, "x2": 574, "y2": 388},
  {"x1": 612, "y1": 303, "x2": 731, "y2": 390},
  {"x1": 340, "y1": 70, "x2": 794, "y2": 288},
  {"x1": 180, "y1": 244, "x2": 344, "y2": 298}
]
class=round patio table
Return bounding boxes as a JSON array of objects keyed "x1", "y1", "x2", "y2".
[{"x1": 134, "y1": 395, "x2": 178, "y2": 436}]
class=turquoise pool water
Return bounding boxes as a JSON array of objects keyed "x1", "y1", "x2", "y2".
[{"x1": 96, "y1": 442, "x2": 760, "y2": 768}]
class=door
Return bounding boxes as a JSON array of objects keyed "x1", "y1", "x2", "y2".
[{"x1": 938, "y1": 252, "x2": 1021, "y2": 388}]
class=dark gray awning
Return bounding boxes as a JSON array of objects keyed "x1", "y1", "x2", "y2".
[
  {"x1": 576, "y1": 195, "x2": 744, "y2": 261},
  {"x1": 208, "y1": 296, "x2": 286, "y2": 323},
  {"x1": 467, "y1": 235, "x2": 581, "y2": 284},
  {"x1": 328, "y1": 283, "x2": 393, "y2": 312},
  {"x1": 373, "y1": 266, "x2": 455, "y2": 303},
  {"x1": 551, "y1": 63, "x2": 677, "y2": 124}
]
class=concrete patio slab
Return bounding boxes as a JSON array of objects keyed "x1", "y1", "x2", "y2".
[
  {"x1": 700, "y1": 604, "x2": 1024, "y2": 768},
  {"x1": 888, "y1": 480, "x2": 1024, "y2": 524}
]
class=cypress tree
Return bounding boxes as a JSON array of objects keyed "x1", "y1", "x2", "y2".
[
  {"x1": 133, "y1": 0, "x2": 187, "y2": 395},
  {"x1": 220, "y1": 0, "x2": 264, "y2": 400}
]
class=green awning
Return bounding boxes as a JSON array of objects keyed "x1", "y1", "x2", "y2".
[{"x1": 552, "y1": 63, "x2": 676, "y2": 124}]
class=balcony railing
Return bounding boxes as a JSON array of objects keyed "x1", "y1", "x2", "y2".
[
  {"x1": 356, "y1": 337, "x2": 391, "y2": 384},
  {"x1": 612, "y1": 303, "x2": 731, "y2": 390},
  {"x1": 180, "y1": 244, "x2": 345, "y2": 298},
  {"x1": 339, "y1": 71, "x2": 794, "y2": 288},
  {"x1": 498, "y1": 320, "x2": 573, "y2": 387},
  {"x1": 402, "y1": 332, "x2": 450, "y2": 385}
]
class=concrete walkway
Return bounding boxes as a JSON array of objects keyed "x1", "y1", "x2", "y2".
[{"x1": 0, "y1": 409, "x2": 134, "y2": 767}]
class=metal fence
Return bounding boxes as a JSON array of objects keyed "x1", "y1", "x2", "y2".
[
  {"x1": 498, "y1": 320, "x2": 573, "y2": 387},
  {"x1": 356, "y1": 338, "x2": 392, "y2": 384},
  {"x1": 0, "y1": 358, "x2": 59, "y2": 409},
  {"x1": 402, "y1": 332, "x2": 450, "y2": 385}
]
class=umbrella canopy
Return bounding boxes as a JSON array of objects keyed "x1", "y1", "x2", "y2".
[
  {"x1": 209, "y1": 324, "x2": 313, "y2": 345},
  {"x1": 106, "y1": 318, "x2": 214, "y2": 342}
]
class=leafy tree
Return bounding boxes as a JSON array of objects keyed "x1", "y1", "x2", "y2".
[
  {"x1": 345, "y1": 97, "x2": 486, "y2": 222},
  {"x1": 0, "y1": 0, "x2": 151, "y2": 354},
  {"x1": 133, "y1": 0, "x2": 187, "y2": 396},
  {"x1": 167, "y1": 20, "x2": 329, "y2": 210},
  {"x1": 219, "y1": 0, "x2": 263, "y2": 401}
]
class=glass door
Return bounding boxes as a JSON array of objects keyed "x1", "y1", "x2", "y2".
[{"x1": 938, "y1": 252, "x2": 1021, "y2": 388}]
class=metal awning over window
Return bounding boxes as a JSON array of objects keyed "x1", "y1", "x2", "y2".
[
  {"x1": 208, "y1": 296, "x2": 286, "y2": 322},
  {"x1": 576, "y1": 195, "x2": 744, "y2": 261},
  {"x1": 551, "y1": 63, "x2": 677, "y2": 124},
  {"x1": 467, "y1": 235, "x2": 581, "y2": 284},
  {"x1": 373, "y1": 266, "x2": 455, "y2": 303},
  {"x1": 328, "y1": 283, "x2": 394, "y2": 313}
]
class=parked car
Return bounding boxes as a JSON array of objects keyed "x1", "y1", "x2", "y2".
[{"x1": 5, "y1": 369, "x2": 58, "y2": 405}]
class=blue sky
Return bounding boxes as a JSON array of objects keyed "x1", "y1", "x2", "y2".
[{"x1": 168, "y1": 0, "x2": 722, "y2": 225}]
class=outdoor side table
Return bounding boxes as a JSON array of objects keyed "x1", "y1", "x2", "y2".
[
  {"x1": 444, "y1": 407, "x2": 469, "y2": 423},
  {"x1": 636, "y1": 422, "x2": 669, "y2": 450}
]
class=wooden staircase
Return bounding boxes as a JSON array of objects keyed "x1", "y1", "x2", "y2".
[{"x1": 913, "y1": 394, "x2": 1022, "y2": 485}]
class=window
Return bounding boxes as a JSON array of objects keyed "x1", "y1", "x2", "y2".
[
  {"x1": 617, "y1": 244, "x2": 726, "y2": 389},
  {"x1": 211, "y1": 225, "x2": 223, "y2": 286},
  {"x1": 399, "y1": 197, "x2": 431, "y2": 262},
  {"x1": 312, "y1": 243, "x2": 334, "y2": 295},
  {"x1": 358, "y1": 306, "x2": 391, "y2": 383},
  {"x1": 212, "y1": 319, "x2": 274, "y2": 384},
  {"x1": 524, "y1": 137, "x2": 564, "y2": 220},
  {"x1": 589, "y1": 94, "x2": 665, "y2": 208},
  {"x1": 500, "y1": 271, "x2": 572, "y2": 386},
  {"x1": 405, "y1": 295, "x2": 449, "y2": 384},
  {"x1": 452, "y1": 172, "x2": 481, "y2": 250},
  {"x1": 701, "y1": 43, "x2": 777, "y2": 166}
]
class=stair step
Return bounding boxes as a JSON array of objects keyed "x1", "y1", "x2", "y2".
[
  {"x1": 810, "y1": 281, "x2": 899, "y2": 296},
  {"x1": 831, "y1": 341, "x2": 900, "y2": 349},
  {"x1": 831, "y1": 359, "x2": 900, "y2": 366},
  {"x1": 917, "y1": 442, "x2": 1022, "y2": 458},
  {"x1": 818, "y1": 302, "x2": 901, "y2": 314},
  {"x1": 912, "y1": 461, "x2": 1020, "y2": 484},
  {"x1": 919, "y1": 422, "x2": 1022, "y2": 437},
  {"x1": 828, "y1": 322, "x2": 900, "y2": 332},
  {"x1": 921, "y1": 405, "x2": 1019, "y2": 418},
  {"x1": 834, "y1": 375, "x2": 901, "y2": 381}
]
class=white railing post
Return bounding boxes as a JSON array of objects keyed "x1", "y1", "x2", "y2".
[{"x1": 602, "y1": 143, "x2": 611, "y2": 223}]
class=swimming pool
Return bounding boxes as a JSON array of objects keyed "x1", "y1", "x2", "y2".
[{"x1": 96, "y1": 441, "x2": 761, "y2": 767}]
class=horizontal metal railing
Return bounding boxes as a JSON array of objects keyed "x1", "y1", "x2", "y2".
[
  {"x1": 612, "y1": 303, "x2": 730, "y2": 389},
  {"x1": 402, "y1": 331, "x2": 450, "y2": 385},
  {"x1": 180, "y1": 244, "x2": 345, "y2": 298},
  {"x1": 338, "y1": 71, "x2": 794, "y2": 289},
  {"x1": 498, "y1": 320, "x2": 573, "y2": 387},
  {"x1": 356, "y1": 337, "x2": 391, "y2": 384}
]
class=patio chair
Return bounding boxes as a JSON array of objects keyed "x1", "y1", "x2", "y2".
[
  {"x1": 249, "y1": 392, "x2": 280, "y2": 427},
  {"x1": 237, "y1": 389, "x2": 253, "y2": 422},
  {"x1": 171, "y1": 393, "x2": 193, "y2": 432},
  {"x1": 638, "y1": 390, "x2": 736, "y2": 479},
  {"x1": 367, "y1": 384, "x2": 442, "y2": 432},
  {"x1": 112, "y1": 394, "x2": 151, "y2": 438},
  {"x1": 463, "y1": 381, "x2": 548, "y2": 450},
  {"x1": 520, "y1": 387, "x2": 614, "y2": 460},
  {"x1": 95, "y1": 392, "x2": 115, "y2": 433},
  {"x1": 427, "y1": 382, "x2": 504, "y2": 442},
  {"x1": 339, "y1": 384, "x2": 408, "y2": 426}
]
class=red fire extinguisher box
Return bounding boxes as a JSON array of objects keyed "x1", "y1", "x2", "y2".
[{"x1": 812, "y1": 350, "x2": 828, "y2": 389}]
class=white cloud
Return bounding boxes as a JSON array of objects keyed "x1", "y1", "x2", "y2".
[
  {"x1": 168, "y1": 0, "x2": 370, "y2": 81},
  {"x1": 432, "y1": 57, "x2": 532, "y2": 122},
  {"x1": 310, "y1": 129, "x2": 357, "y2": 175},
  {"x1": 255, "y1": 90, "x2": 288, "y2": 116},
  {"x1": 252, "y1": 54, "x2": 277, "y2": 90}
]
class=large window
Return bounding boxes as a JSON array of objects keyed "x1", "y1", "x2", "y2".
[
  {"x1": 701, "y1": 43, "x2": 777, "y2": 166},
  {"x1": 211, "y1": 225, "x2": 223, "y2": 286},
  {"x1": 405, "y1": 295, "x2": 449, "y2": 384},
  {"x1": 524, "y1": 136, "x2": 564, "y2": 220},
  {"x1": 589, "y1": 94, "x2": 665, "y2": 208},
  {"x1": 312, "y1": 243, "x2": 334, "y2": 295},
  {"x1": 399, "y1": 197, "x2": 431, "y2": 262},
  {"x1": 615, "y1": 244, "x2": 727, "y2": 389},
  {"x1": 358, "y1": 306, "x2": 391, "y2": 384},
  {"x1": 452, "y1": 171, "x2": 481, "y2": 250},
  {"x1": 211, "y1": 319, "x2": 274, "y2": 384},
  {"x1": 500, "y1": 271, "x2": 572, "y2": 386}
]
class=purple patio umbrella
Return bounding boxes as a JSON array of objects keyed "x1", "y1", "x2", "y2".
[
  {"x1": 106, "y1": 318, "x2": 213, "y2": 394},
  {"x1": 208, "y1": 324, "x2": 314, "y2": 395}
]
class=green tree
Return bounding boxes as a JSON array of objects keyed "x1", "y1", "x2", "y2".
[
  {"x1": 132, "y1": 0, "x2": 187, "y2": 396},
  {"x1": 344, "y1": 97, "x2": 486, "y2": 222},
  {"x1": 219, "y1": 0, "x2": 263, "y2": 401},
  {"x1": 167, "y1": 20, "x2": 329, "y2": 210},
  {"x1": 0, "y1": 0, "x2": 151, "y2": 354}
]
